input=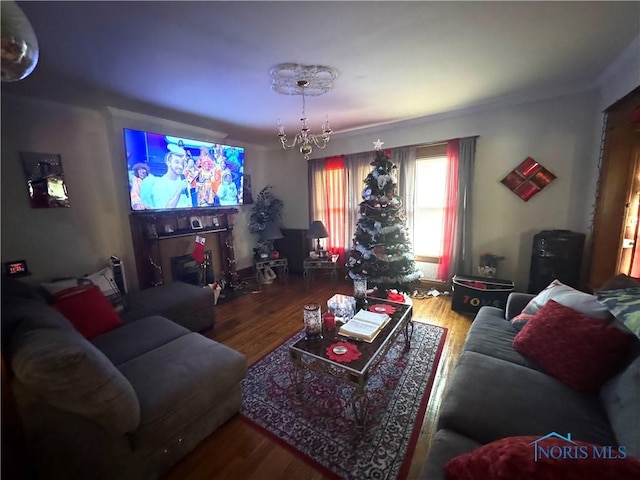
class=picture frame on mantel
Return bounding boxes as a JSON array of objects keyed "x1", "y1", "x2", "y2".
[{"x1": 20, "y1": 151, "x2": 71, "y2": 208}]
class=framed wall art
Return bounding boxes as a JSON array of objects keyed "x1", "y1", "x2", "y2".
[
  {"x1": 20, "y1": 151, "x2": 70, "y2": 208},
  {"x1": 500, "y1": 157, "x2": 556, "y2": 202}
]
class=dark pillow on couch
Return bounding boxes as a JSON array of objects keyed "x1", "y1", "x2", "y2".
[
  {"x1": 1, "y1": 298, "x2": 73, "y2": 354},
  {"x1": 444, "y1": 435, "x2": 640, "y2": 480},
  {"x1": 1, "y1": 277, "x2": 47, "y2": 305},
  {"x1": 512, "y1": 300, "x2": 634, "y2": 393},
  {"x1": 598, "y1": 273, "x2": 640, "y2": 292}
]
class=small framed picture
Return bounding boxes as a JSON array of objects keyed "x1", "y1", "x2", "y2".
[
  {"x1": 190, "y1": 216, "x2": 203, "y2": 230},
  {"x1": 202, "y1": 216, "x2": 214, "y2": 228},
  {"x1": 177, "y1": 216, "x2": 189, "y2": 230},
  {"x1": 162, "y1": 218, "x2": 178, "y2": 234}
]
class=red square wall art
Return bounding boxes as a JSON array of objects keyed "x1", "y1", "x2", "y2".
[{"x1": 500, "y1": 157, "x2": 556, "y2": 202}]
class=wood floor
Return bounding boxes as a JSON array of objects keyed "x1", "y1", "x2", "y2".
[
  {"x1": 161, "y1": 274, "x2": 473, "y2": 480},
  {"x1": 1, "y1": 274, "x2": 472, "y2": 480}
]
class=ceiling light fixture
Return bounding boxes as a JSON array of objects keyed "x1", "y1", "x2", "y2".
[
  {"x1": 271, "y1": 63, "x2": 338, "y2": 160},
  {"x1": 1, "y1": 1, "x2": 39, "y2": 82}
]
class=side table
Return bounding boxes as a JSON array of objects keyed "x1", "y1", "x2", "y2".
[
  {"x1": 303, "y1": 255, "x2": 339, "y2": 287},
  {"x1": 254, "y1": 258, "x2": 289, "y2": 289}
]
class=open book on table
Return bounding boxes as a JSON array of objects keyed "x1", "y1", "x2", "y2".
[{"x1": 338, "y1": 309, "x2": 391, "y2": 343}]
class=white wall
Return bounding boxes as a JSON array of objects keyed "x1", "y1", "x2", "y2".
[
  {"x1": 290, "y1": 90, "x2": 600, "y2": 291},
  {"x1": 597, "y1": 35, "x2": 640, "y2": 112},
  {"x1": 260, "y1": 148, "x2": 310, "y2": 229},
  {"x1": 1, "y1": 96, "x2": 122, "y2": 283},
  {"x1": 1, "y1": 96, "x2": 269, "y2": 288}
]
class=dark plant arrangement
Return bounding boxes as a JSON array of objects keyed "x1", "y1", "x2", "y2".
[
  {"x1": 478, "y1": 252, "x2": 506, "y2": 278},
  {"x1": 248, "y1": 186, "x2": 283, "y2": 235}
]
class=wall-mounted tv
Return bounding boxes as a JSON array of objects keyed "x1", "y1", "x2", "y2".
[{"x1": 124, "y1": 128, "x2": 244, "y2": 211}]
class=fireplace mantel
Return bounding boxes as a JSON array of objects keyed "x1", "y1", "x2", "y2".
[{"x1": 129, "y1": 208, "x2": 239, "y2": 290}]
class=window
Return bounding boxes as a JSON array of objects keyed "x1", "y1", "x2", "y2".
[
  {"x1": 308, "y1": 156, "x2": 348, "y2": 261},
  {"x1": 414, "y1": 144, "x2": 448, "y2": 261}
]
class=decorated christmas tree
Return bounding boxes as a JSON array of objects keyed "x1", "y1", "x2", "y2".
[{"x1": 346, "y1": 140, "x2": 422, "y2": 294}]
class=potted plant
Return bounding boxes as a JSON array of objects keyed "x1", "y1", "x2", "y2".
[
  {"x1": 478, "y1": 252, "x2": 505, "y2": 278},
  {"x1": 248, "y1": 186, "x2": 283, "y2": 259}
]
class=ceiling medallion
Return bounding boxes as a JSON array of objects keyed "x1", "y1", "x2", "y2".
[
  {"x1": 270, "y1": 63, "x2": 338, "y2": 96},
  {"x1": 271, "y1": 63, "x2": 338, "y2": 160}
]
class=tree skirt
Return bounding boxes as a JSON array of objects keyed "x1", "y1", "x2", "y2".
[{"x1": 241, "y1": 322, "x2": 447, "y2": 480}]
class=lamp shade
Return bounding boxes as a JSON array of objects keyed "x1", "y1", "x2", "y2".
[
  {"x1": 307, "y1": 221, "x2": 329, "y2": 239},
  {"x1": 260, "y1": 223, "x2": 284, "y2": 241}
]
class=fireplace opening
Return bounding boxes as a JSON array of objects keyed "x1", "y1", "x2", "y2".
[{"x1": 171, "y1": 250, "x2": 214, "y2": 286}]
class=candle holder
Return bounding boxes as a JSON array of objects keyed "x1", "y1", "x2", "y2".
[
  {"x1": 322, "y1": 312, "x2": 336, "y2": 331},
  {"x1": 327, "y1": 294, "x2": 356, "y2": 324},
  {"x1": 303, "y1": 303, "x2": 323, "y2": 340}
]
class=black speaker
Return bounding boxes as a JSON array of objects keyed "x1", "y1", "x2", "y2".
[
  {"x1": 528, "y1": 230, "x2": 585, "y2": 294},
  {"x1": 110, "y1": 255, "x2": 128, "y2": 294}
]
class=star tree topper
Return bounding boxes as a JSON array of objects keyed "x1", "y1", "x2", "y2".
[{"x1": 373, "y1": 138, "x2": 384, "y2": 150}]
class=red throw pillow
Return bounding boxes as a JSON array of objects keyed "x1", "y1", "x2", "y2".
[
  {"x1": 445, "y1": 435, "x2": 640, "y2": 480},
  {"x1": 53, "y1": 285, "x2": 123, "y2": 339},
  {"x1": 512, "y1": 300, "x2": 633, "y2": 393}
]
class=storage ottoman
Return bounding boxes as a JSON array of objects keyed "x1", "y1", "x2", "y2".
[
  {"x1": 451, "y1": 275, "x2": 514, "y2": 315},
  {"x1": 121, "y1": 281, "x2": 215, "y2": 332}
]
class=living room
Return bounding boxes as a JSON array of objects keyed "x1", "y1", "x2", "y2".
[
  {"x1": 2, "y1": 2, "x2": 640, "y2": 480},
  {"x1": 0, "y1": 2, "x2": 637, "y2": 292}
]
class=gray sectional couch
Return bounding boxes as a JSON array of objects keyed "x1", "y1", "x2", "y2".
[
  {"x1": 420, "y1": 292, "x2": 640, "y2": 479},
  {"x1": 2, "y1": 280, "x2": 247, "y2": 480}
]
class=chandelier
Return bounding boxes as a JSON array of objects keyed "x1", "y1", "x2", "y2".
[{"x1": 271, "y1": 63, "x2": 338, "y2": 160}]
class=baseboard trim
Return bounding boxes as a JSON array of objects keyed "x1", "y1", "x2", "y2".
[{"x1": 419, "y1": 279, "x2": 450, "y2": 291}]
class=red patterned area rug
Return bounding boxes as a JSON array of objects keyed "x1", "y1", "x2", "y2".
[{"x1": 240, "y1": 322, "x2": 447, "y2": 480}]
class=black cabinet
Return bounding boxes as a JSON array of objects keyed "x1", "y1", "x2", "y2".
[
  {"x1": 528, "y1": 230, "x2": 585, "y2": 294},
  {"x1": 274, "y1": 229, "x2": 310, "y2": 274}
]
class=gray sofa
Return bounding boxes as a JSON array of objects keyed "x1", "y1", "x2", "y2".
[
  {"x1": 2, "y1": 280, "x2": 247, "y2": 480},
  {"x1": 420, "y1": 292, "x2": 640, "y2": 479}
]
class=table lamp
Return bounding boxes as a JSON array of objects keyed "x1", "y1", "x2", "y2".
[{"x1": 307, "y1": 220, "x2": 329, "y2": 252}]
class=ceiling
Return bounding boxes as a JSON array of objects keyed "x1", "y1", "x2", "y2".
[{"x1": 3, "y1": 1, "x2": 639, "y2": 147}]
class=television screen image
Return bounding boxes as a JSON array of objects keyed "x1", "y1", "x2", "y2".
[{"x1": 124, "y1": 128, "x2": 245, "y2": 211}]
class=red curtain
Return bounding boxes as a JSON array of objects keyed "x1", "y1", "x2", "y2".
[
  {"x1": 437, "y1": 140, "x2": 460, "y2": 281},
  {"x1": 323, "y1": 156, "x2": 346, "y2": 262}
]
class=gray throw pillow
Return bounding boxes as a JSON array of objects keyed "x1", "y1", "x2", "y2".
[{"x1": 10, "y1": 326, "x2": 140, "y2": 435}]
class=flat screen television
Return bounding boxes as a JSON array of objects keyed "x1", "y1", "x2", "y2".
[{"x1": 124, "y1": 128, "x2": 245, "y2": 211}]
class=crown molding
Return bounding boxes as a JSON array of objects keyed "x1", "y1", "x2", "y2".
[{"x1": 105, "y1": 107, "x2": 229, "y2": 142}]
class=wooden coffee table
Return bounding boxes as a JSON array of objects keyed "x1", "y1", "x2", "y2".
[{"x1": 288, "y1": 296, "x2": 413, "y2": 428}]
